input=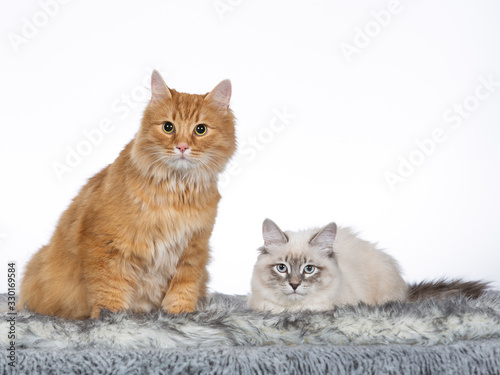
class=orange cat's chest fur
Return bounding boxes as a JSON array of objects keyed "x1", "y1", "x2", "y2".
[
  {"x1": 111, "y1": 174, "x2": 220, "y2": 313},
  {"x1": 116, "y1": 202, "x2": 214, "y2": 313}
]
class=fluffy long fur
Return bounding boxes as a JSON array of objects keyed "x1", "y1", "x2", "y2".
[
  {"x1": 248, "y1": 219, "x2": 408, "y2": 312},
  {"x1": 3, "y1": 292, "x2": 500, "y2": 349},
  {"x1": 19, "y1": 71, "x2": 236, "y2": 319},
  {"x1": 249, "y1": 220, "x2": 489, "y2": 312},
  {"x1": 407, "y1": 279, "x2": 490, "y2": 301},
  {"x1": 2, "y1": 292, "x2": 500, "y2": 374}
]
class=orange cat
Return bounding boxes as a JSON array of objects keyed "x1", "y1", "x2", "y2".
[{"x1": 19, "y1": 71, "x2": 236, "y2": 319}]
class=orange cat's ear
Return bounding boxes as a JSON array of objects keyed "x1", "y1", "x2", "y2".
[
  {"x1": 263, "y1": 218, "x2": 288, "y2": 246},
  {"x1": 151, "y1": 70, "x2": 172, "y2": 102},
  {"x1": 205, "y1": 79, "x2": 231, "y2": 111}
]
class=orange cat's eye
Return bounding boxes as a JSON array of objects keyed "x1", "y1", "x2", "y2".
[
  {"x1": 163, "y1": 121, "x2": 175, "y2": 134},
  {"x1": 194, "y1": 124, "x2": 208, "y2": 136}
]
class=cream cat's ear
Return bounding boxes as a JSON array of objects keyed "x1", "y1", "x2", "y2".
[
  {"x1": 205, "y1": 79, "x2": 231, "y2": 110},
  {"x1": 151, "y1": 70, "x2": 172, "y2": 102},
  {"x1": 262, "y1": 219, "x2": 288, "y2": 246},
  {"x1": 309, "y1": 223, "x2": 337, "y2": 252}
]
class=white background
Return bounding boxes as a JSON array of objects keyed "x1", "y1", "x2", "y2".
[{"x1": 1, "y1": 0, "x2": 499, "y2": 295}]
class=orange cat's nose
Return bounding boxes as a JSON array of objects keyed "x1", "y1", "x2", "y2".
[{"x1": 176, "y1": 143, "x2": 190, "y2": 154}]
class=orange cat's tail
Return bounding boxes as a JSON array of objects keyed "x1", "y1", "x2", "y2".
[{"x1": 407, "y1": 278, "x2": 490, "y2": 302}]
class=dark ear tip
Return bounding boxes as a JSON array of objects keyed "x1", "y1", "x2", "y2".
[
  {"x1": 258, "y1": 246, "x2": 269, "y2": 255},
  {"x1": 324, "y1": 222, "x2": 338, "y2": 235},
  {"x1": 328, "y1": 222, "x2": 338, "y2": 231},
  {"x1": 262, "y1": 218, "x2": 274, "y2": 227}
]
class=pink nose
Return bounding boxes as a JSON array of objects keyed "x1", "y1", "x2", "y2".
[{"x1": 176, "y1": 143, "x2": 189, "y2": 154}]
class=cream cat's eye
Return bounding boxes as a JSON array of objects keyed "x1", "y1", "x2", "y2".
[
  {"x1": 276, "y1": 264, "x2": 287, "y2": 273},
  {"x1": 163, "y1": 121, "x2": 175, "y2": 134},
  {"x1": 303, "y1": 265, "x2": 315, "y2": 274},
  {"x1": 194, "y1": 124, "x2": 208, "y2": 136}
]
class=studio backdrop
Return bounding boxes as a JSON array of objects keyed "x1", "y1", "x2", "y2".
[{"x1": 1, "y1": 0, "x2": 499, "y2": 294}]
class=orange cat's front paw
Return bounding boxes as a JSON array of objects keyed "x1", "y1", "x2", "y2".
[
  {"x1": 162, "y1": 295, "x2": 197, "y2": 314},
  {"x1": 90, "y1": 306, "x2": 102, "y2": 319}
]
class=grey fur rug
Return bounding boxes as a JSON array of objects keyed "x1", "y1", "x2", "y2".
[{"x1": 1, "y1": 292, "x2": 500, "y2": 374}]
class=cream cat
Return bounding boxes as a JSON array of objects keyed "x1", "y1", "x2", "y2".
[{"x1": 248, "y1": 219, "x2": 487, "y2": 312}]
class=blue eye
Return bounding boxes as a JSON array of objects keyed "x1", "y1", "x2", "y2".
[
  {"x1": 276, "y1": 264, "x2": 287, "y2": 273},
  {"x1": 304, "y1": 265, "x2": 315, "y2": 274}
]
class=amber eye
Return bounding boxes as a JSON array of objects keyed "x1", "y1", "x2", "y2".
[
  {"x1": 194, "y1": 124, "x2": 207, "y2": 136},
  {"x1": 163, "y1": 121, "x2": 175, "y2": 134}
]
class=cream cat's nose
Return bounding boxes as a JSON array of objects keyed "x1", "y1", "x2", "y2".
[
  {"x1": 176, "y1": 143, "x2": 190, "y2": 154},
  {"x1": 289, "y1": 283, "x2": 300, "y2": 291}
]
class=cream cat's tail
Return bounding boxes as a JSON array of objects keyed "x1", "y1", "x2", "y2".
[{"x1": 407, "y1": 279, "x2": 490, "y2": 302}]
